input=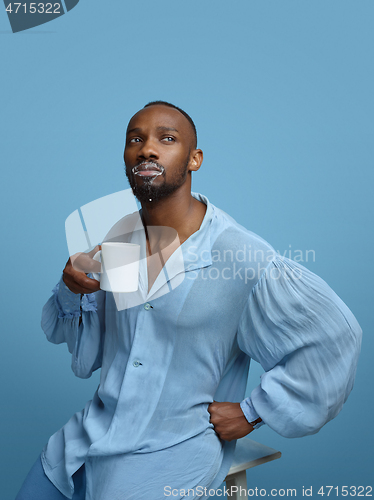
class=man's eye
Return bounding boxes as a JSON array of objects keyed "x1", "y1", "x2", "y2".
[
  {"x1": 162, "y1": 136, "x2": 175, "y2": 142},
  {"x1": 129, "y1": 137, "x2": 141, "y2": 143}
]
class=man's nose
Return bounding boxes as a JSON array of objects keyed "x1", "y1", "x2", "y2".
[{"x1": 137, "y1": 138, "x2": 159, "y2": 160}]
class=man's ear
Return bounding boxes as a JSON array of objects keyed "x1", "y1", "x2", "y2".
[{"x1": 188, "y1": 149, "x2": 203, "y2": 172}]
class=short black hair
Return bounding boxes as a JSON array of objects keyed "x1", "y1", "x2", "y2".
[{"x1": 143, "y1": 100, "x2": 197, "y2": 148}]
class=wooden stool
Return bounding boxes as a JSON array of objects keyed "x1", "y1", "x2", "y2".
[{"x1": 224, "y1": 438, "x2": 281, "y2": 499}]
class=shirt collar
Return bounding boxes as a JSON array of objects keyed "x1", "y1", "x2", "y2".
[
  {"x1": 181, "y1": 192, "x2": 213, "y2": 271},
  {"x1": 145, "y1": 192, "x2": 213, "y2": 299},
  {"x1": 135, "y1": 191, "x2": 214, "y2": 272},
  {"x1": 121, "y1": 192, "x2": 214, "y2": 300}
]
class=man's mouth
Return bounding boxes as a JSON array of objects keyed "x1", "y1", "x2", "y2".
[{"x1": 132, "y1": 162, "x2": 164, "y2": 178}]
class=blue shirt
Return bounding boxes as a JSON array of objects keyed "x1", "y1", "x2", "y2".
[{"x1": 41, "y1": 193, "x2": 362, "y2": 499}]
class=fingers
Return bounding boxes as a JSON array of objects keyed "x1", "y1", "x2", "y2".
[
  {"x1": 63, "y1": 270, "x2": 100, "y2": 294},
  {"x1": 208, "y1": 402, "x2": 243, "y2": 419},
  {"x1": 63, "y1": 253, "x2": 101, "y2": 295},
  {"x1": 210, "y1": 415, "x2": 254, "y2": 442},
  {"x1": 71, "y1": 249, "x2": 101, "y2": 274},
  {"x1": 208, "y1": 401, "x2": 254, "y2": 441}
]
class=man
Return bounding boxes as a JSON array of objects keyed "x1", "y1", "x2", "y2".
[{"x1": 16, "y1": 101, "x2": 362, "y2": 500}]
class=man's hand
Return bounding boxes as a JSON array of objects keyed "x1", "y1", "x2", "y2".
[
  {"x1": 62, "y1": 245, "x2": 101, "y2": 295},
  {"x1": 208, "y1": 401, "x2": 256, "y2": 442}
]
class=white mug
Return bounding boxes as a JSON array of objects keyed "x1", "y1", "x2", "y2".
[{"x1": 92, "y1": 242, "x2": 140, "y2": 293}]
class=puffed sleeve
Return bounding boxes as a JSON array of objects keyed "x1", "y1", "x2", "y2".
[
  {"x1": 41, "y1": 276, "x2": 106, "y2": 379},
  {"x1": 237, "y1": 255, "x2": 362, "y2": 438}
]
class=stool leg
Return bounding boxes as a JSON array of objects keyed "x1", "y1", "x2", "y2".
[{"x1": 225, "y1": 470, "x2": 248, "y2": 499}]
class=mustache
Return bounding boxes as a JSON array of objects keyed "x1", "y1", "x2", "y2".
[{"x1": 131, "y1": 161, "x2": 165, "y2": 174}]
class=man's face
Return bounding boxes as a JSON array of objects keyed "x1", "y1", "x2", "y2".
[{"x1": 124, "y1": 105, "x2": 196, "y2": 203}]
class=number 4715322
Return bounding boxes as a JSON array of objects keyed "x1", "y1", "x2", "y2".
[{"x1": 5, "y1": 3, "x2": 61, "y2": 14}]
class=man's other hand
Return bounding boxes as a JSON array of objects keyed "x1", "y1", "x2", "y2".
[
  {"x1": 62, "y1": 246, "x2": 101, "y2": 295},
  {"x1": 208, "y1": 401, "x2": 255, "y2": 442}
]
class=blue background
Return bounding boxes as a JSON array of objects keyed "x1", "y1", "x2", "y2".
[{"x1": 1, "y1": 1, "x2": 373, "y2": 498}]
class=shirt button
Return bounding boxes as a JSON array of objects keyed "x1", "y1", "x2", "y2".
[
  {"x1": 144, "y1": 303, "x2": 151, "y2": 310},
  {"x1": 133, "y1": 360, "x2": 140, "y2": 367}
]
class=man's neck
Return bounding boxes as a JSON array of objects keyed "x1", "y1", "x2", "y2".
[{"x1": 140, "y1": 190, "x2": 206, "y2": 245}]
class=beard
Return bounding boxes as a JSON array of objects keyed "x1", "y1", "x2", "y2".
[{"x1": 125, "y1": 157, "x2": 190, "y2": 204}]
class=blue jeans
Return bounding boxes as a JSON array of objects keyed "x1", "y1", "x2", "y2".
[{"x1": 15, "y1": 453, "x2": 86, "y2": 500}]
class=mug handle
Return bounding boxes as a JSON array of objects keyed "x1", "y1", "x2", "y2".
[{"x1": 91, "y1": 251, "x2": 101, "y2": 282}]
